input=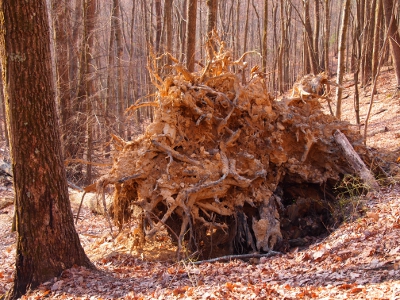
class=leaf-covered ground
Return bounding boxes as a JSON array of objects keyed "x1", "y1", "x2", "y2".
[{"x1": 0, "y1": 68, "x2": 399, "y2": 299}]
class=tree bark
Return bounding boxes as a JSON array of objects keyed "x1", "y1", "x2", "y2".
[
  {"x1": 303, "y1": 0, "x2": 318, "y2": 74},
  {"x1": 206, "y1": 0, "x2": 218, "y2": 34},
  {"x1": 180, "y1": 0, "x2": 187, "y2": 62},
  {"x1": 0, "y1": 75, "x2": 9, "y2": 146},
  {"x1": 113, "y1": 0, "x2": 125, "y2": 139},
  {"x1": 382, "y1": 0, "x2": 400, "y2": 88},
  {"x1": 0, "y1": 1, "x2": 93, "y2": 299},
  {"x1": 334, "y1": 130, "x2": 379, "y2": 190},
  {"x1": 52, "y1": 0, "x2": 72, "y2": 158},
  {"x1": 206, "y1": 0, "x2": 218, "y2": 57},
  {"x1": 185, "y1": 0, "x2": 198, "y2": 72},
  {"x1": 164, "y1": 0, "x2": 173, "y2": 61},
  {"x1": 313, "y1": 0, "x2": 320, "y2": 69},
  {"x1": 361, "y1": 0, "x2": 376, "y2": 86},
  {"x1": 154, "y1": 0, "x2": 162, "y2": 54},
  {"x1": 335, "y1": 0, "x2": 351, "y2": 119},
  {"x1": 323, "y1": 0, "x2": 330, "y2": 74},
  {"x1": 371, "y1": 0, "x2": 383, "y2": 93},
  {"x1": 262, "y1": 0, "x2": 268, "y2": 72}
]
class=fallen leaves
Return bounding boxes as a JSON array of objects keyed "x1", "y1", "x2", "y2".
[{"x1": 2, "y1": 182, "x2": 400, "y2": 299}]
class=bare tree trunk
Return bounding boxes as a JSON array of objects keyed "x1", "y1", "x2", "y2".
[
  {"x1": 84, "y1": 0, "x2": 97, "y2": 184},
  {"x1": 353, "y1": 0, "x2": 363, "y2": 126},
  {"x1": 0, "y1": 75, "x2": 9, "y2": 146},
  {"x1": 113, "y1": 0, "x2": 125, "y2": 139},
  {"x1": 186, "y1": 0, "x2": 198, "y2": 72},
  {"x1": 323, "y1": 0, "x2": 331, "y2": 74},
  {"x1": 206, "y1": 0, "x2": 218, "y2": 34},
  {"x1": 206, "y1": 0, "x2": 218, "y2": 57},
  {"x1": 262, "y1": 0, "x2": 268, "y2": 72},
  {"x1": 0, "y1": 1, "x2": 93, "y2": 298},
  {"x1": 361, "y1": 0, "x2": 376, "y2": 86},
  {"x1": 52, "y1": 1, "x2": 72, "y2": 158},
  {"x1": 272, "y1": 2, "x2": 278, "y2": 92},
  {"x1": 242, "y1": 0, "x2": 251, "y2": 83},
  {"x1": 313, "y1": 0, "x2": 320, "y2": 69},
  {"x1": 303, "y1": 32, "x2": 311, "y2": 74},
  {"x1": 154, "y1": 0, "x2": 162, "y2": 54},
  {"x1": 278, "y1": 0, "x2": 284, "y2": 93},
  {"x1": 164, "y1": 0, "x2": 173, "y2": 60},
  {"x1": 180, "y1": 0, "x2": 188, "y2": 61},
  {"x1": 371, "y1": 0, "x2": 383, "y2": 94},
  {"x1": 335, "y1": 0, "x2": 351, "y2": 119},
  {"x1": 382, "y1": 0, "x2": 400, "y2": 88},
  {"x1": 127, "y1": 0, "x2": 137, "y2": 133},
  {"x1": 303, "y1": 0, "x2": 318, "y2": 74}
]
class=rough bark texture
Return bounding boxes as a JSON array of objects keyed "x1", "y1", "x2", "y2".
[
  {"x1": 206, "y1": 0, "x2": 218, "y2": 34},
  {"x1": 0, "y1": 1, "x2": 92, "y2": 299},
  {"x1": 335, "y1": 0, "x2": 351, "y2": 119},
  {"x1": 98, "y1": 41, "x2": 377, "y2": 259},
  {"x1": 185, "y1": 0, "x2": 198, "y2": 72},
  {"x1": 382, "y1": 0, "x2": 400, "y2": 88}
]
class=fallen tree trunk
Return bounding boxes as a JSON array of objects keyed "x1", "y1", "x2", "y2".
[
  {"x1": 334, "y1": 130, "x2": 379, "y2": 190},
  {"x1": 98, "y1": 40, "x2": 379, "y2": 259}
]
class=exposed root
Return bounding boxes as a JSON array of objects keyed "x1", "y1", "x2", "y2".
[{"x1": 99, "y1": 40, "x2": 378, "y2": 259}]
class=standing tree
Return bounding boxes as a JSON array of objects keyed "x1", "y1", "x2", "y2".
[
  {"x1": 206, "y1": 0, "x2": 218, "y2": 34},
  {"x1": 382, "y1": 0, "x2": 400, "y2": 89},
  {"x1": 323, "y1": 0, "x2": 330, "y2": 74},
  {"x1": 335, "y1": 0, "x2": 351, "y2": 119},
  {"x1": 262, "y1": 0, "x2": 269, "y2": 72},
  {"x1": 0, "y1": 1, "x2": 93, "y2": 299},
  {"x1": 185, "y1": 0, "x2": 198, "y2": 72}
]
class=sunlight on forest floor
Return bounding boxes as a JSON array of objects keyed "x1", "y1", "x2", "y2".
[{"x1": 0, "y1": 68, "x2": 400, "y2": 299}]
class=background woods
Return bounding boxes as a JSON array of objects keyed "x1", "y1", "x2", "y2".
[
  {"x1": 1, "y1": 0, "x2": 399, "y2": 185},
  {"x1": 0, "y1": 1, "x2": 400, "y2": 299}
]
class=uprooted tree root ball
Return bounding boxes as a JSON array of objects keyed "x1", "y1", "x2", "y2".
[{"x1": 97, "y1": 42, "x2": 378, "y2": 259}]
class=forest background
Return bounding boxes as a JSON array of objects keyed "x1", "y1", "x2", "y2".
[{"x1": 1, "y1": 0, "x2": 399, "y2": 186}]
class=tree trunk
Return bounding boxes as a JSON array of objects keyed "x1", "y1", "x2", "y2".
[
  {"x1": 313, "y1": 0, "x2": 320, "y2": 70},
  {"x1": 164, "y1": 0, "x2": 173, "y2": 62},
  {"x1": 113, "y1": 0, "x2": 125, "y2": 139},
  {"x1": 371, "y1": 0, "x2": 383, "y2": 93},
  {"x1": 0, "y1": 76, "x2": 9, "y2": 146},
  {"x1": 303, "y1": 0, "x2": 318, "y2": 74},
  {"x1": 185, "y1": 0, "x2": 198, "y2": 72},
  {"x1": 335, "y1": 0, "x2": 351, "y2": 119},
  {"x1": 361, "y1": 0, "x2": 376, "y2": 86},
  {"x1": 127, "y1": 0, "x2": 137, "y2": 133},
  {"x1": 242, "y1": 0, "x2": 251, "y2": 84},
  {"x1": 353, "y1": 0, "x2": 363, "y2": 126},
  {"x1": 154, "y1": 0, "x2": 162, "y2": 54},
  {"x1": 323, "y1": 0, "x2": 330, "y2": 74},
  {"x1": 52, "y1": 0, "x2": 72, "y2": 158},
  {"x1": 382, "y1": 0, "x2": 400, "y2": 88},
  {"x1": 84, "y1": 0, "x2": 97, "y2": 184},
  {"x1": 180, "y1": 0, "x2": 187, "y2": 61},
  {"x1": 206, "y1": 0, "x2": 218, "y2": 57},
  {"x1": 262, "y1": 0, "x2": 268, "y2": 72},
  {"x1": 206, "y1": 0, "x2": 218, "y2": 34},
  {"x1": 0, "y1": 1, "x2": 93, "y2": 299}
]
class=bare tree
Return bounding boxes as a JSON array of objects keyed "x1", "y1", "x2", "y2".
[
  {"x1": 323, "y1": 0, "x2": 330, "y2": 74},
  {"x1": 382, "y1": 0, "x2": 400, "y2": 89},
  {"x1": 262, "y1": 0, "x2": 269, "y2": 72},
  {"x1": 303, "y1": 0, "x2": 318, "y2": 74},
  {"x1": 0, "y1": 1, "x2": 93, "y2": 299},
  {"x1": 186, "y1": 0, "x2": 198, "y2": 72},
  {"x1": 335, "y1": 0, "x2": 351, "y2": 119},
  {"x1": 206, "y1": 0, "x2": 218, "y2": 34}
]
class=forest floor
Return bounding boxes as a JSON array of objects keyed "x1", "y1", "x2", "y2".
[{"x1": 1, "y1": 67, "x2": 400, "y2": 299}]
